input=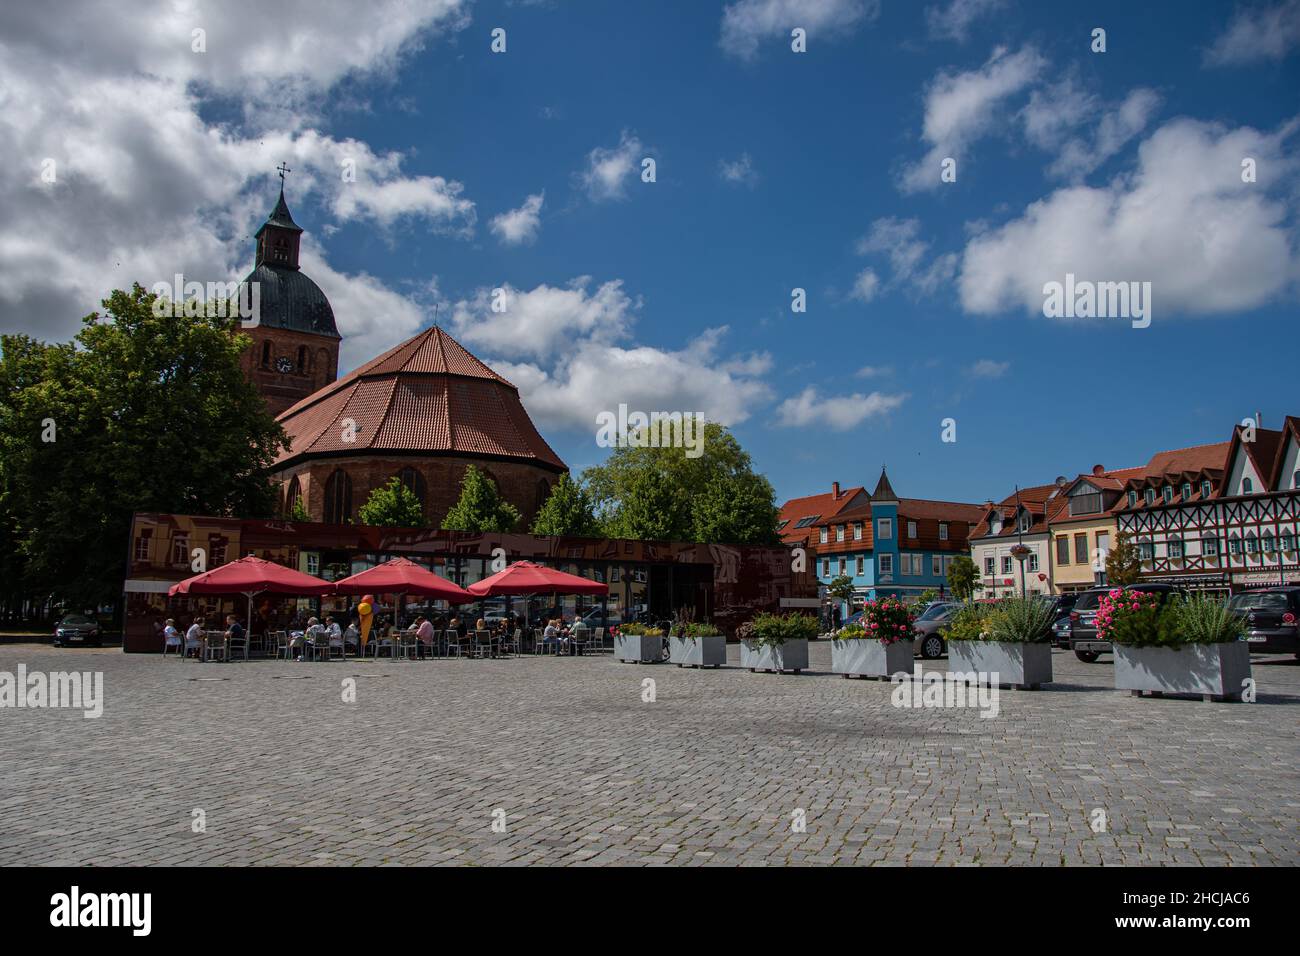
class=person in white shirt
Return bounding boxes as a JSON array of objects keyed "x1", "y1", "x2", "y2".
[
  {"x1": 163, "y1": 619, "x2": 182, "y2": 654},
  {"x1": 184, "y1": 618, "x2": 204, "y2": 659}
]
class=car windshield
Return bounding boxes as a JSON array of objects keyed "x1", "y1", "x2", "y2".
[
  {"x1": 60, "y1": 614, "x2": 95, "y2": 626},
  {"x1": 1228, "y1": 593, "x2": 1289, "y2": 611},
  {"x1": 1073, "y1": 591, "x2": 1105, "y2": 612},
  {"x1": 916, "y1": 604, "x2": 955, "y2": 621}
]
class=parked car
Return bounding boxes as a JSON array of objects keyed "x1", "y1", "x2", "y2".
[
  {"x1": 912, "y1": 601, "x2": 961, "y2": 659},
  {"x1": 1051, "y1": 615, "x2": 1072, "y2": 648},
  {"x1": 1068, "y1": 583, "x2": 1184, "y2": 662},
  {"x1": 1228, "y1": 587, "x2": 1300, "y2": 656},
  {"x1": 53, "y1": 613, "x2": 103, "y2": 647}
]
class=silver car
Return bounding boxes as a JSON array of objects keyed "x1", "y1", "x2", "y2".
[{"x1": 913, "y1": 602, "x2": 960, "y2": 659}]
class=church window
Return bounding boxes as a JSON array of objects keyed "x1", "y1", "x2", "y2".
[
  {"x1": 297, "y1": 346, "x2": 306, "y2": 372},
  {"x1": 536, "y1": 479, "x2": 551, "y2": 514},
  {"x1": 284, "y1": 477, "x2": 302, "y2": 517},
  {"x1": 395, "y1": 467, "x2": 427, "y2": 509},
  {"x1": 324, "y1": 470, "x2": 353, "y2": 524},
  {"x1": 261, "y1": 341, "x2": 271, "y2": 367}
]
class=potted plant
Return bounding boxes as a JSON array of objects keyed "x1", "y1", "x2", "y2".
[
  {"x1": 946, "y1": 598, "x2": 1055, "y2": 690},
  {"x1": 669, "y1": 622, "x2": 726, "y2": 668},
  {"x1": 740, "y1": 612, "x2": 814, "y2": 674},
  {"x1": 831, "y1": 596, "x2": 916, "y2": 679},
  {"x1": 613, "y1": 622, "x2": 665, "y2": 664},
  {"x1": 1103, "y1": 591, "x2": 1251, "y2": 702}
]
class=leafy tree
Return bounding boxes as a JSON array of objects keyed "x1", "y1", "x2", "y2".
[
  {"x1": 946, "y1": 554, "x2": 978, "y2": 601},
  {"x1": 285, "y1": 495, "x2": 311, "y2": 523},
  {"x1": 357, "y1": 477, "x2": 426, "y2": 528},
  {"x1": 582, "y1": 422, "x2": 779, "y2": 544},
  {"x1": 916, "y1": 587, "x2": 939, "y2": 606},
  {"x1": 530, "y1": 473, "x2": 598, "y2": 536},
  {"x1": 442, "y1": 465, "x2": 521, "y2": 533},
  {"x1": 0, "y1": 284, "x2": 286, "y2": 612},
  {"x1": 828, "y1": 575, "x2": 855, "y2": 604},
  {"x1": 1106, "y1": 530, "x2": 1143, "y2": 586}
]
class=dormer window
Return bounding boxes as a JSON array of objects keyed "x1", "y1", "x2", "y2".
[
  {"x1": 1126, "y1": 490, "x2": 1137, "y2": 508},
  {"x1": 939, "y1": 523, "x2": 949, "y2": 541},
  {"x1": 819, "y1": 527, "x2": 828, "y2": 544},
  {"x1": 907, "y1": 521, "x2": 917, "y2": 538},
  {"x1": 1144, "y1": 488, "x2": 1155, "y2": 506},
  {"x1": 1180, "y1": 482, "x2": 1192, "y2": 501},
  {"x1": 1201, "y1": 479, "x2": 1212, "y2": 498},
  {"x1": 1162, "y1": 486, "x2": 1173, "y2": 503},
  {"x1": 835, "y1": 525, "x2": 845, "y2": 542},
  {"x1": 1019, "y1": 514, "x2": 1031, "y2": 533}
]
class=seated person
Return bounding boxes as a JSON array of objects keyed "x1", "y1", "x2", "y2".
[
  {"x1": 343, "y1": 622, "x2": 361, "y2": 654},
  {"x1": 162, "y1": 618, "x2": 182, "y2": 653},
  {"x1": 184, "y1": 617, "x2": 205, "y2": 658}
]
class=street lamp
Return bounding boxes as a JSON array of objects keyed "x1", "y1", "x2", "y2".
[{"x1": 1010, "y1": 543, "x2": 1031, "y2": 597}]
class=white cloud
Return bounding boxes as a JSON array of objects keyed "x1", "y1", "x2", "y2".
[
  {"x1": 719, "y1": 0, "x2": 879, "y2": 60},
  {"x1": 855, "y1": 217, "x2": 957, "y2": 296},
  {"x1": 900, "y1": 45, "x2": 1044, "y2": 192},
  {"x1": 490, "y1": 192, "x2": 545, "y2": 245},
  {"x1": 1205, "y1": 0, "x2": 1300, "y2": 66},
  {"x1": 850, "y1": 268, "x2": 880, "y2": 302},
  {"x1": 719, "y1": 153, "x2": 760, "y2": 186},
  {"x1": 1023, "y1": 82, "x2": 1162, "y2": 180},
  {"x1": 926, "y1": 0, "x2": 1007, "y2": 43},
  {"x1": 967, "y1": 359, "x2": 1009, "y2": 378},
  {"x1": 959, "y1": 117, "x2": 1300, "y2": 317},
  {"x1": 577, "y1": 131, "x2": 645, "y2": 202},
  {"x1": 855, "y1": 364, "x2": 893, "y2": 378},
  {"x1": 774, "y1": 387, "x2": 905, "y2": 430},
  {"x1": 0, "y1": 0, "x2": 474, "y2": 348}
]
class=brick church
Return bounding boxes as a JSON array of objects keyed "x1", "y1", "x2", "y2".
[{"x1": 237, "y1": 184, "x2": 567, "y2": 528}]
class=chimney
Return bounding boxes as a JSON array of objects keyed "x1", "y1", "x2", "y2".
[
  {"x1": 832, "y1": 481, "x2": 840, "y2": 499},
  {"x1": 1256, "y1": 410, "x2": 1263, "y2": 429},
  {"x1": 1091, "y1": 464, "x2": 1105, "y2": 477}
]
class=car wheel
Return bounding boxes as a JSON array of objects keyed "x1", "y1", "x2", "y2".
[
  {"x1": 1074, "y1": 650, "x2": 1101, "y2": 663},
  {"x1": 921, "y1": 634, "x2": 945, "y2": 659}
]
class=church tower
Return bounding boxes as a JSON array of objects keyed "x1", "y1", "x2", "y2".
[{"x1": 238, "y1": 172, "x2": 341, "y2": 417}]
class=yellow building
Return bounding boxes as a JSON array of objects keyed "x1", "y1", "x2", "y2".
[{"x1": 1048, "y1": 466, "x2": 1141, "y2": 593}]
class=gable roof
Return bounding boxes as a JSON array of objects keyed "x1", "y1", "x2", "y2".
[{"x1": 777, "y1": 486, "x2": 867, "y2": 545}]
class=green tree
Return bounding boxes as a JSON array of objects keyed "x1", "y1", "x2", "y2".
[
  {"x1": 0, "y1": 284, "x2": 287, "y2": 611},
  {"x1": 285, "y1": 494, "x2": 311, "y2": 523},
  {"x1": 581, "y1": 422, "x2": 779, "y2": 544},
  {"x1": 1106, "y1": 530, "x2": 1142, "y2": 586},
  {"x1": 946, "y1": 554, "x2": 978, "y2": 601},
  {"x1": 828, "y1": 574, "x2": 855, "y2": 605},
  {"x1": 357, "y1": 477, "x2": 426, "y2": 528},
  {"x1": 442, "y1": 465, "x2": 521, "y2": 533},
  {"x1": 530, "y1": 473, "x2": 598, "y2": 537}
]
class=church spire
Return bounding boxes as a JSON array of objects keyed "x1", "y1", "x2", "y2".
[{"x1": 254, "y1": 166, "x2": 303, "y2": 269}]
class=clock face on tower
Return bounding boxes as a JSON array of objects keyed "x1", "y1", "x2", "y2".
[{"x1": 275, "y1": 357, "x2": 294, "y2": 373}]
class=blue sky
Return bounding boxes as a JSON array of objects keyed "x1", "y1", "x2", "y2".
[{"x1": 4, "y1": 0, "x2": 1299, "y2": 505}]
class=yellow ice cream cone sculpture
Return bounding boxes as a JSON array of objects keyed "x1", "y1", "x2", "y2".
[{"x1": 358, "y1": 595, "x2": 374, "y2": 648}]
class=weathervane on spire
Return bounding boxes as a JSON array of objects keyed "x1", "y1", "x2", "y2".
[{"x1": 276, "y1": 162, "x2": 292, "y2": 182}]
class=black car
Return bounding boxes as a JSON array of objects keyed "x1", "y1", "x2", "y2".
[
  {"x1": 53, "y1": 613, "x2": 103, "y2": 647},
  {"x1": 1068, "y1": 583, "x2": 1183, "y2": 662},
  {"x1": 1228, "y1": 587, "x2": 1300, "y2": 656}
]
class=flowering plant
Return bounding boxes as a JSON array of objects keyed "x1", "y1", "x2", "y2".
[
  {"x1": 840, "y1": 596, "x2": 914, "y2": 645},
  {"x1": 749, "y1": 612, "x2": 818, "y2": 647},
  {"x1": 1096, "y1": 589, "x2": 1178, "y2": 646}
]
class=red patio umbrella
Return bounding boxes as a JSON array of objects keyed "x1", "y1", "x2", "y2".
[
  {"x1": 168, "y1": 555, "x2": 333, "y2": 636},
  {"x1": 467, "y1": 561, "x2": 608, "y2": 597},
  {"x1": 332, "y1": 558, "x2": 474, "y2": 602}
]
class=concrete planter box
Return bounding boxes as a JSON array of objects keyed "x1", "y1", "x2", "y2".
[
  {"x1": 669, "y1": 634, "x2": 726, "y2": 668},
  {"x1": 613, "y1": 633, "x2": 663, "y2": 663},
  {"x1": 1113, "y1": 642, "x2": 1252, "y2": 702},
  {"x1": 740, "y1": 639, "x2": 808, "y2": 674},
  {"x1": 831, "y1": 638, "x2": 914, "y2": 680},
  {"x1": 947, "y1": 640, "x2": 1053, "y2": 690}
]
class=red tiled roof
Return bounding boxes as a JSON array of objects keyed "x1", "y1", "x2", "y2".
[
  {"x1": 274, "y1": 326, "x2": 565, "y2": 471},
  {"x1": 971, "y1": 483, "x2": 1067, "y2": 539},
  {"x1": 777, "y1": 486, "x2": 866, "y2": 545}
]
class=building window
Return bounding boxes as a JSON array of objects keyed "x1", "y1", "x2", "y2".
[
  {"x1": 856, "y1": 556, "x2": 864, "y2": 576},
  {"x1": 879, "y1": 554, "x2": 893, "y2": 575},
  {"x1": 535, "y1": 479, "x2": 552, "y2": 515},
  {"x1": 261, "y1": 341, "x2": 271, "y2": 367},
  {"x1": 323, "y1": 469, "x2": 353, "y2": 524},
  {"x1": 395, "y1": 467, "x2": 427, "y2": 509},
  {"x1": 1073, "y1": 534, "x2": 1088, "y2": 564},
  {"x1": 1294, "y1": 470, "x2": 1300, "y2": 490},
  {"x1": 1144, "y1": 488, "x2": 1155, "y2": 506},
  {"x1": 878, "y1": 518, "x2": 893, "y2": 540},
  {"x1": 133, "y1": 531, "x2": 151, "y2": 562},
  {"x1": 296, "y1": 345, "x2": 306, "y2": 372},
  {"x1": 835, "y1": 525, "x2": 845, "y2": 542},
  {"x1": 1262, "y1": 531, "x2": 1275, "y2": 553},
  {"x1": 1169, "y1": 538, "x2": 1184, "y2": 559},
  {"x1": 819, "y1": 527, "x2": 828, "y2": 544},
  {"x1": 171, "y1": 534, "x2": 189, "y2": 566},
  {"x1": 284, "y1": 476, "x2": 302, "y2": 517},
  {"x1": 1070, "y1": 491, "x2": 1102, "y2": 516},
  {"x1": 1095, "y1": 531, "x2": 1109, "y2": 565},
  {"x1": 1138, "y1": 539, "x2": 1154, "y2": 561},
  {"x1": 1201, "y1": 479, "x2": 1212, "y2": 499},
  {"x1": 838, "y1": 558, "x2": 846, "y2": 576},
  {"x1": 1242, "y1": 477, "x2": 1254, "y2": 494},
  {"x1": 984, "y1": 557, "x2": 995, "y2": 575},
  {"x1": 209, "y1": 536, "x2": 227, "y2": 567},
  {"x1": 1180, "y1": 482, "x2": 1192, "y2": 501},
  {"x1": 821, "y1": 559, "x2": 830, "y2": 577},
  {"x1": 1126, "y1": 490, "x2": 1137, "y2": 508},
  {"x1": 1001, "y1": 556, "x2": 1013, "y2": 575},
  {"x1": 932, "y1": 555, "x2": 942, "y2": 576},
  {"x1": 1228, "y1": 534, "x2": 1241, "y2": 555},
  {"x1": 939, "y1": 522, "x2": 948, "y2": 541},
  {"x1": 1056, "y1": 537, "x2": 1070, "y2": 565},
  {"x1": 1245, "y1": 533, "x2": 1259, "y2": 554},
  {"x1": 1202, "y1": 535, "x2": 1219, "y2": 556},
  {"x1": 1162, "y1": 486, "x2": 1173, "y2": 503},
  {"x1": 907, "y1": 521, "x2": 917, "y2": 538},
  {"x1": 853, "y1": 522, "x2": 862, "y2": 540},
  {"x1": 1281, "y1": 532, "x2": 1294, "y2": 551},
  {"x1": 1019, "y1": 514, "x2": 1031, "y2": 533},
  {"x1": 306, "y1": 553, "x2": 320, "y2": 575},
  {"x1": 1027, "y1": 553, "x2": 1039, "y2": 572}
]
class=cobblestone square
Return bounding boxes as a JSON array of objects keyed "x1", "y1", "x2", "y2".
[{"x1": 1, "y1": 643, "x2": 1297, "y2": 866}]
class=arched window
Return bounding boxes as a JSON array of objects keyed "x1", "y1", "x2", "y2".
[
  {"x1": 536, "y1": 479, "x2": 552, "y2": 514},
  {"x1": 261, "y1": 341, "x2": 271, "y2": 367},
  {"x1": 323, "y1": 469, "x2": 353, "y2": 525},
  {"x1": 395, "y1": 467, "x2": 427, "y2": 508},
  {"x1": 297, "y1": 345, "x2": 307, "y2": 372},
  {"x1": 1242, "y1": 477, "x2": 1253, "y2": 494},
  {"x1": 284, "y1": 476, "x2": 302, "y2": 517}
]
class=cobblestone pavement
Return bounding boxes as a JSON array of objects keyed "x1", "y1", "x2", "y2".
[{"x1": 1, "y1": 643, "x2": 1297, "y2": 866}]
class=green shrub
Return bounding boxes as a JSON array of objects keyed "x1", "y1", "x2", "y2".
[
  {"x1": 945, "y1": 602, "x2": 995, "y2": 642},
  {"x1": 672, "y1": 621, "x2": 722, "y2": 639},
  {"x1": 1170, "y1": 594, "x2": 1246, "y2": 644},
  {"x1": 987, "y1": 596, "x2": 1056, "y2": 643},
  {"x1": 618, "y1": 622, "x2": 665, "y2": 637},
  {"x1": 749, "y1": 612, "x2": 818, "y2": 646}
]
